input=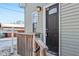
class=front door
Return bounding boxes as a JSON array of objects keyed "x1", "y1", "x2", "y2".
[{"x1": 46, "y1": 4, "x2": 59, "y2": 55}]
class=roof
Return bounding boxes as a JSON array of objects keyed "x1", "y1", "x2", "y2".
[{"x1": 0, "y1": 23, "x2": 24, "y2": 28}]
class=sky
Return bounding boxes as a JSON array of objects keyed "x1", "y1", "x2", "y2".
[{"x1": 0, "y1": 3, "x2": 24, "y2": 24}]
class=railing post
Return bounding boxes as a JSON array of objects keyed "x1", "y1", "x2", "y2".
[
  {"x1": 40, "y1": 48, "x2": 47, "y2": 56},
  {"x1": 33, "y1": 33, "x2": 36, "y2": 56}
]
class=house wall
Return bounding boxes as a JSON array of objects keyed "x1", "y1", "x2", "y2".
[
  {"x1": 24, "y1": 3, "x2": 79, "y2": 56},
  {"x1": 60, "y1": 3, "x2": 79, "y2": 56},
  {"x1": 24, "y1": 3, "x2": 48, "y2": 33}
]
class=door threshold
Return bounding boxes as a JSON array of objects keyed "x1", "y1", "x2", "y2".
[{"x1": 47, "y1": 50, "x2": 59, "y2": 56}]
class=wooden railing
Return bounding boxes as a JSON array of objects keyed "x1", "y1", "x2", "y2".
[
  {"x1": 17, "y1": 33, "x2": 33, "y2": 56},
  {"x1": 33, "y1": 34, "x2": 48, "y2": 56},
  {"x1": 17, "y1": 33, "x2": 48, "y2": 56}
]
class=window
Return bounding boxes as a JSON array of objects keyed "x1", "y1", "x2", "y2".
[
  {"x1": 49, "y1": 8, "x2": 57, "y2": 15},
  {"x1": 32, "y1": 11, "x2": 38, "y2": 32}
]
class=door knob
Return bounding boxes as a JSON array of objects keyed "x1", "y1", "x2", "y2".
[{"x1": 46, "y1": 32, "x2": 48, "y2": 37}]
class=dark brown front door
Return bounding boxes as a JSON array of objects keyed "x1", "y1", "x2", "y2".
[{"x1": 46, "y1": 4, "x2": 59, "y2": 55}]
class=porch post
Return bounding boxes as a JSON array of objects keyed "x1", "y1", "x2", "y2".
[{"x1": 24, "y1": 4, "x2": 33, "y2": 33}]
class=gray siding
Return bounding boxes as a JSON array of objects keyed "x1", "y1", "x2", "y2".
[
  {"x1": 25, "y1": 3, "x2": 48, "y2": 33},
  {"x1": 60, "y1": 3, "x2": 79, "y2": 56}
]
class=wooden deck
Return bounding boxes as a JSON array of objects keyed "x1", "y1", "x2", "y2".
[{"x1": 17, "y1": 33, "x2": 48, "y2": 56}]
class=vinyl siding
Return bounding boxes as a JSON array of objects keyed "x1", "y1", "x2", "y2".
[
  {"x1": 60, "y1": 3, "x2": 79, "y2": 56},
  {"x1": 25, "y1": 3, "x2": 48, "y2": 33}
]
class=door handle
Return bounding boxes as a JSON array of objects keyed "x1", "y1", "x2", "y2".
[
  {"x1": 46, "y1": 29, "x2": 48, "y2": 37},
  {"x1": 46, "y1": 32, "x2": 48, "y2": 37}
]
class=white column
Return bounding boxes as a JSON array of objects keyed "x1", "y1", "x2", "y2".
[{"x1": 24, "y1": 4, "x2": 33, "y2": 33}]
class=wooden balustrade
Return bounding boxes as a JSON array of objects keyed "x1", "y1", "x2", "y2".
[
  {"x1": 17, "y1": 33, "x2": 48, "y2": 56},
  {"x1": 17, "y1": 33, "x2": 33, "y2": 56},
  {"x1": 33, "y1": 34, "x2": 48, "y2": 56}
]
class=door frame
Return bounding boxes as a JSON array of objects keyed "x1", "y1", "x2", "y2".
[{"x1": 43, "y1": 3, "x2": 60, "y2": 56}]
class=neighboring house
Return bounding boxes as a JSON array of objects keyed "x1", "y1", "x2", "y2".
[
  {"x1": 19, "y1": 3, "x2": 79, "y2": 56},
  {"x1": 0, "y1": 23, "x2": 24, "y2": 37}
]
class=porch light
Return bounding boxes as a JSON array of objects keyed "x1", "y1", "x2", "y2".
[{"x1": 36, "y1": 6, "x2": 42, "y2": 12}]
